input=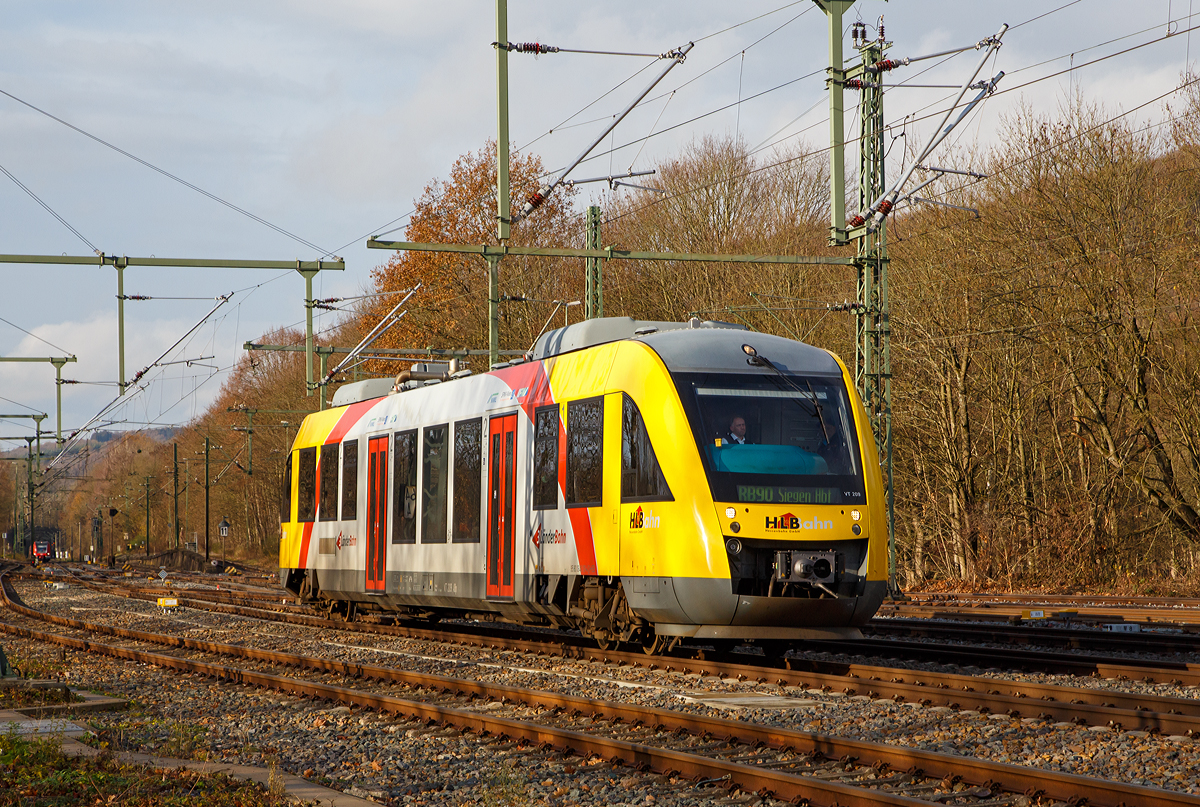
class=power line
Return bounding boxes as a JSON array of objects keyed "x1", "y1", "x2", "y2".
[
  {"x1": 695, "y1": 1, "x2": 808, "y2": 43},
  {"x1": 0, "y1": 87, "x2": 330, "y2": 255},
  {"x1": 1009, "y1": 0, "x2": 1084, "y2": 31},
  {"x1": 0, "y1": 393, "x2": 42, "y2": 413},
  {"x1": 606, "y1": 18, "x2": 1200, "y2": 228},
  {"x1": 0, "y1": 315, "x2": 74, "y2": 355},
  {"x1": 521, "y1": 2, "x2": 813, "y2": 156},
  {"x1": 0, "y1": 162, "x2": 97, "y2": 251}
]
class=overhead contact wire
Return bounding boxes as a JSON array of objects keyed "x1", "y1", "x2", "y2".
[{"x1": 609, "y1": 18, "x2": 1200, "y2": 226}]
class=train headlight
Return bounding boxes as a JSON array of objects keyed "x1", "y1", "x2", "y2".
[
  {"x1": 729, "y1": 521, "x2": 741, "y2": 534},
  {"x1": 850, "y1": 509, "x2": 861, "y2": 521},
  {"x1": 725, "y1": 537, "x2": 743, "y2": 554},
  {"x1": 725, "y1": 507, "x2": 736, "y2": 518}
]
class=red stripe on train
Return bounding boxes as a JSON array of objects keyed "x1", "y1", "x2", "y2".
[
  {"x1": 300, "y1": 399, "x2": 378, "y2": 567},
  {"x1": 492, "y1": 361, "x2": 599, "y2": 576}
]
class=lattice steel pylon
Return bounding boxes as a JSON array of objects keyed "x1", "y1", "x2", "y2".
[
  {"x1": 818, "y1": 1, "x2": 897, "y2": 597},
  {"x1": 852, "y1": 38, "x2": 896, "y2": 596},
  {"x1": 584, "y1": 205, "x2": 603, "y2": 319}
]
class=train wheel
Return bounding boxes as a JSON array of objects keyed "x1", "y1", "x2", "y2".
[{"x1": 641, "y1": 633, "x2": 667, "y2": 655}]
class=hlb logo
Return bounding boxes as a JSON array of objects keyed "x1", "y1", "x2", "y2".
[
  {"x1": 765, "y1": 513, "x2": 832, "y2": 531},
  {"x1": 629, "y1": 506, "x2": 661, "y2": 529}
]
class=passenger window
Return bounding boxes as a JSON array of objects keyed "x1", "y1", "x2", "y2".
[
  {"x1": 622, "y1": 395, "x2": 673, "y2": 502},
  {"x1": 533, "y1": 405, "x2": 559, "y2": 509},
  {"x1": 297, "y1": 446, "x2": 317, "y2": 523},
  {"x1": 392, "y1": 430, "x2": 417, "y2": 544},
  {"x1": 453, "y1": 418, "x2": 482, "y2": 543},
  {"x1": 341, "y1": 440, "x2": 358, "y2": 520},
  {"x1": 318, "y1": 443, "x2": 338, "y2": 522},
  {"x1": 280, "y1": 453, "x2": 293, "y2": 523},
  {"x1": 422, "y1": 424, "x2": 449, "y2": 543},
  {"x1": 566, "y1": 397, "x2": 603, "y2": 507}
]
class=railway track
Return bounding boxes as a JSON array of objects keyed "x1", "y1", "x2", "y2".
[
  {"x1": 31, "y1": 568, "x2": 1200, "y2": 736},
  {"x1": 878, "y1": 601, "x2": 1200, "y2": 628},
  {"x1": 907, "y1": 592, "x2": 1200, "y2": 609},
  {"x1": 867, "y1": 617, "x2": 1200, "y2": 656},
  {"x1": 3, "y1": 572, "x2": 1197, "y2": 807},
  {"x1": 812, "y1": 635, "x2": 1200, "y2": 681},
  {"x1": 51, "y1": 565, "x2": 1200, "y2": 658}
]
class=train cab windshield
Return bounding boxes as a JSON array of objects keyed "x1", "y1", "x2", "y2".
[{"x1": 675, "y1": 371, "x2": 866, "y2": 506}]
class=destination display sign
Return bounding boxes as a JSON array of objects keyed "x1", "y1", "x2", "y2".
[{"x1": 736, "y1": 485, "x2": 840, "y2": 504}]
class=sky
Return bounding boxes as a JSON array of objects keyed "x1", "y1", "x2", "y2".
[{"x1": 0, "y1": 0, "x2": 1195, "y2": 454}]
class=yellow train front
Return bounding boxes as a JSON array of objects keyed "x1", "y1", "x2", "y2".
[{"x1": 279, "y1": 318, "x2": 887, "y2": 651}]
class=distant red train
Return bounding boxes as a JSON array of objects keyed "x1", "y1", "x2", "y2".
[{"x1": 32, "y1": 539, "x2": 51, "y2": 562}]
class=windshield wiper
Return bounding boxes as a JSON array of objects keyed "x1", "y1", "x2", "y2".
[
  {"x1": 740, "y1": 343, "x2": 829, "y2": 440},
  {"x1": 805, "y1": 377, "x2": 830, "y2": 443}
]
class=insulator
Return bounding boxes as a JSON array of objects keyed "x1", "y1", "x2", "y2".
[
  {"x1": 844, "y1": 79, "x2": 865, "y2": 90},
  {"x1": 874, "y1": 59, "x2": 900, "y2": 72},
  {"x1": 525, "y1": 191, "x2": 545, "y2": 210},
  {"x1": 878, "y1": 22, "x2": 884, "y2": 41},
  {"x1": 878, "y1": 199, "x2": 893, "y2": 216},
  {"x1": 512, "y1": 42, "x2": 558, "y2": 55},
  {"x1": 847, "y1": 214, "x2": 866, "y2": 228}
]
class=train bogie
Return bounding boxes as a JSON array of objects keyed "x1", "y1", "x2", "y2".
[{"x1": 280, "y1": 318, "x2": 888, "y2": 648}]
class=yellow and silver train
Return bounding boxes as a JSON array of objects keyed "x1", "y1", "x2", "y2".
[{"x1": 279, "y1": 318, "x2": 887, "y2": 651}]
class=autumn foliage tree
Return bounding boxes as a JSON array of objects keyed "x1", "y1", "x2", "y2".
[
  {"x1": 363, "y1": 143, "x2": 581, "y2": 369},
  {"x1": 602, "y1": 135, "x2": 841, "y2": 352},
  {"x1": 890, "y1": 93, "x2": 1200, "y2": 590},
  {"x1": 32, "y1": 96, "x2": 1200, "y2": 592}
]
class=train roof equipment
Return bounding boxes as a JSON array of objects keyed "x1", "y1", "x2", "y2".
[{"x1": 327, "y1": 316, "x2": 844, "y2": 410}]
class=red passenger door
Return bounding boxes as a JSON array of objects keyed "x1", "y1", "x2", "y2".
[
  {"x1": 365, "y1": 435, "x2": 388, "y2": 593},
  {"x1": 487, "y1": 414, "x2": 517, "y2": 598}
]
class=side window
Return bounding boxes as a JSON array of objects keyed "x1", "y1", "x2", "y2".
[
  {"x1": 622, "y1": 394, "x2": 673, "y2": 502},
  {"x1": 297, "y1": 446, "x2": 317, "y2": 523},
  {"x1": 533, "y1": 405, "x2": 559, "y2": 509},
  {"x1": 421, "y1": 424, "x2": 448, "y2": 543},
  {"x1": 341, "y1": 440, "x2": 358, "y2": 520},
  {"x1": 280, "y1": 453, "x2": 293, "y2": 523},
  {"x1": 318, "y1": 443, "x2": 338, "y2": 522},
  {"x1": 452, "y1": 418, "x2": 482, "y2": 543},
  {"x1": 566, "y1": 397, "x2": 603, "y2": 507},
  {"x1": 392, "y1": 430, "x2": 417, "y2": 544}
]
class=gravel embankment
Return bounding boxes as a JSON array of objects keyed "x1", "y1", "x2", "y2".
[{"x1": 7, "y1": 581, "x2": 1200, "y2": 801}]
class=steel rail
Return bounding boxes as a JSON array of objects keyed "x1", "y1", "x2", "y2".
[
  {"x1": 868, "y1": 618, "x2": 1200, "y2": 655},
  {"x1": 0, "y1": 594, "x2": 963, "y2": 806},
  {"x1": 27, "y1": 574, "x2": 1200, "y2": 735},
  {"x1": 3, "y1": 579, "x2": 1197, "y2": 807},
  {"x1": 879, "y1": 601, "x2": 1200, "y2": 626},
  {"x1": 908, "y1": 592, "x2": 1200, "y2": 608},
  {"x1": 816, "y1": 636, "x2": 1200, "y2": 682}
]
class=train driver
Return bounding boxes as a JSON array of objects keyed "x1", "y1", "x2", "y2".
[{"x1": 726, "y1": 415, "x2": 750, "y2": 445}]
